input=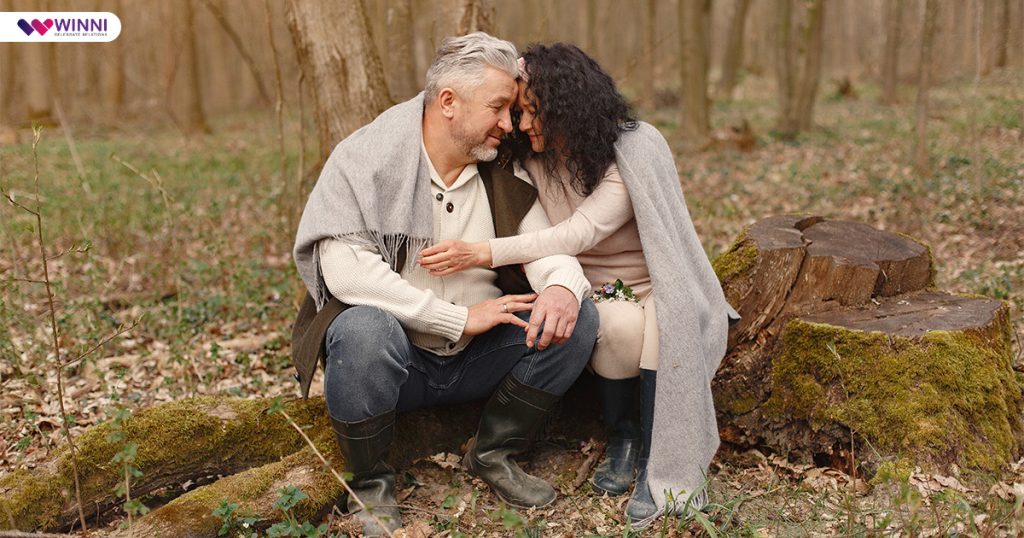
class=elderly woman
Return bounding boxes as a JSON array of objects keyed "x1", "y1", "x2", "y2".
[{"x1": 418, "y1": 43, "x2": 737, "y2": 523}]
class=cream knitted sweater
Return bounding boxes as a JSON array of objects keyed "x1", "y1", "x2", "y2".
[{"x1": 319, "y1": 147, "x2": 590, "y2": 356}]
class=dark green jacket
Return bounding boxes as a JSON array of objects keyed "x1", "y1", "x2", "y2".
[{"x1": 290, "y1": 156, "x2": 537, "y2": 398}]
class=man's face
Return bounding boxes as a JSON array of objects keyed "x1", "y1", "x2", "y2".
[{"x1": 449, "y1": 66, "x2": 517, "y2": 162}]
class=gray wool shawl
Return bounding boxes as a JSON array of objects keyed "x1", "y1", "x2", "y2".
[
  {"x1": 293, "y1": 94, "x2": 433, "y2": 309},
  {"x1": 614, "y1": 122, "x2": 738, "y2": 517}
]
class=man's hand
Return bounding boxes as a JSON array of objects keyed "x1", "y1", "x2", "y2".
[
  {"x1": 527, "y1": 285, "x2": 580, "y2": 351},
  {"x1": 463, "y1": 293, "x2": 537, "y2": 336}
]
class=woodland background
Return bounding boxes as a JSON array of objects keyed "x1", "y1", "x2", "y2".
[{"x1": 1, "y1": 0, "x2": 1023, "y2": 536}]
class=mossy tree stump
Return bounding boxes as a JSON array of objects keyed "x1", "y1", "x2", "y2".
[{"x1": 712, "y1": 215, "x2": 1023, "y2": 474}]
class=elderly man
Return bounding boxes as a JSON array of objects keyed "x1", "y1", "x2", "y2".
[{"x1": 291, "y1": 33, "x2": 598, "y2": 536}]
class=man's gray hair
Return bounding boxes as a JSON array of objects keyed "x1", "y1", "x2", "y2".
[{"x1": 424, "y1": 32, "x2": 518, "y2": 103}]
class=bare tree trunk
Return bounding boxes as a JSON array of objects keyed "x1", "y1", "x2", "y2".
[
  {"x1": 775, "y1": 0, "x2": 824, "y2": 139},
  {"x1": 880, "y1": 0, "x2": 903, "y2": 104},
  {"x1": 199, "y1": 0, "x2": 273, "y2": 105},
  {"x1": 24, "y1": 43, "x2": 54, "y2": 124},
  {"x1": 583, "y1": 0, "x2": 598, "y2": 55},
  {"x1": 103, "y1": 0, "x2": 126, "y2": 118},
  {"x1": 994, "y1": 0, "x2": 1010, "y2": 68},
  {"x1": 718, "y1": 0, "x2": 751, "y2": 100},
  {"x1": 286, "y1": 0, "x2": 394, "y2": 162},
  {"x1": 679, "y1": 0, "x2": 711, "y2": 144},
  {"x1": 774, "y1": 0, "x2": 796, "y2": 137},
  {"x1": 794, "y1": 0, "x2": 824, "y2": 130},
  {"x1": 914, "y1": 0, "x2": 939, "y2": 175},
  {"x1": 182, "y1": 0, "x2": 210, "y2": 133},
  {"x1": 457, "y1": 0, "x2": 495, "y2": 34},
  {"x1": 642, "y1": 0, "x2": 656, "y2": 108},
  {"x1": 386, "y1": 0, "x2": 418, "y2": 101}
]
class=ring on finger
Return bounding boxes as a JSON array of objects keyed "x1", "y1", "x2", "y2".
[{"x1": 502, "y1": 303, "x2": 508, "y2": 313}]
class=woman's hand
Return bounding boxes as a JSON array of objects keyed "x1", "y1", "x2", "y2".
[{"x1": 418, "y1": 240, "x2": 492, "y2": 276}]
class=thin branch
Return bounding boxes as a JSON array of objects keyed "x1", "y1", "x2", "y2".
[
  {"x1": 275, "y1": 408, "x2": 395, "y2": 538},
  {"x1": 46, "y1": 241, "x2": 91, "y2": 261},
  {"x1": 263, "y1": 0, "x2": 288, "y2": 230},
  {"x1": 2, "y1": 277, "x2": 47, "y2": 285},
  {"x1": 110, "y1": 154, "x2": 172, "y2": 209},
  {"x1": 0, "y1": 185, "x2": 40, "y2": 216},
  {"x1": 28, "y1": 126, "x2": 88, "y2": 531},
  {"x1": 198, "y1": 0, "x2": 272, "y2": 104},
  {"x1": 60, "y1": 316, "x2": 143, "y2": 371},
  {"x1": 53, "y1": 99, "x2": 86, "y2": 181}
]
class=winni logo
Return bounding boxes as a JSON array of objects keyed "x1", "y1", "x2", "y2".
[
  {"x1": 2, "y1": 12, "x2": 120, "y2": 42},
  {"x1": 17, "y1": 18, "x2": 54, "y2": 36}
]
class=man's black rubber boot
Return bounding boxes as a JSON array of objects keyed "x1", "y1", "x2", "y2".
[
  {"x1": 591, "y1": 375, "x2": 641, "y2": 495},
  {"x1": 626, "y1": 369, "x2": 658, "y2": 522},
  {"x1": 464, "y1": 375, "x2": 560, "y2": 508},
  {"x1": 331, "y1": 411, "x2": 403, "y2": 537}
]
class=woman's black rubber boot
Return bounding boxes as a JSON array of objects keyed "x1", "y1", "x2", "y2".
[
  {"x1": 591, "y1": 375, "x2": 641, "y2": 495},
  {"x1": 626, "y1": 369, "x2": 658, "y2": 522}
]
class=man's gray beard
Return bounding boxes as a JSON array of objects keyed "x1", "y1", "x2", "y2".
[
  {"x1": 469, "y1": 144, "x2": 498, "y2": 162},
  {"x1": 452, "y1": 124, "x2": 498, "y2": 162}
]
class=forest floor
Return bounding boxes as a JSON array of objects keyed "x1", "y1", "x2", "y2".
[{"x1": 1, "y1": 71, "x2": 1022, "y2": 536}]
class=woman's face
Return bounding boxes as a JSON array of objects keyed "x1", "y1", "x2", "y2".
[{"x1": 516, "y1": 80, "x2": 545, "y2": 153}]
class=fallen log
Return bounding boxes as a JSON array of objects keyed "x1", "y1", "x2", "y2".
[
  {"x1": 713, "y1": 216, "x2": 1022, "y2": 474},
  {"x1": 0, "y1": 397, "x2": 328, "y2": 531}
]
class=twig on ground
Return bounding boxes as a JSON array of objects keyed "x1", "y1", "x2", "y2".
[{"x1": 572, "y1": 440, "x2": 604, "y2": 490}]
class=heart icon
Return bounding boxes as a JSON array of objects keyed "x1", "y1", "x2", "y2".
[
  {"x1": 30, "y1": 18, "x2": 53, "y2": 36},
  {"x1": 16, "y1": 19, "x2": 34, "y2": 36}
]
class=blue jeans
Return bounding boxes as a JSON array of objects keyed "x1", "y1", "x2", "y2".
[{"x1": 323, "y1": 300, "x2": 599, "y2": 422}]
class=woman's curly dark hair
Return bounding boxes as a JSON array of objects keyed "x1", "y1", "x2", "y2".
[{"x1": 511, "y1": 43, "x2": 637, "y2": 196}]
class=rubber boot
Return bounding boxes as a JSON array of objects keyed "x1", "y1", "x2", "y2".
[
  {"x1": 464, "y1": 375, "x2": 560, "y2": 508},
  {"x1": 331, "y1": 411, "x2": 403, "y2": 537},
  {"x1": 591, "y1": 375, "x2": 641, "y2": 495},
  {"x1": 626, "y1": 369, "x2": 658, "y2": 522}
]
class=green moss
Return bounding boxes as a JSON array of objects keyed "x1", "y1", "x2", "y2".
[
  {"x1": 0, "y1": 396, "x2": 330, "y2": 531},
  {"x1": 712, "y1": 230, "x2": 759, "y2": 285},
  {"x1": 144, "y1": 449, "x2": 343, "y2": 536},
  {"x1": 764, "y1": 307, "x2": 1022, "y2": 473},
  {"x1": 872, "y1": 458, "x2": 916, "y2": 484}
]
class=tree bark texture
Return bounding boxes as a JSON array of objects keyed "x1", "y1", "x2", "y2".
[
  {"x1": 286, "y1": 0, "x2": 393, "y2": 163},
  {"x1": 914, "y1": 0, "x2": 938, "y2": 175},
  {"x1": 642, "y1": 0, "x2": 657, "y2": 108},
  {"x1": 386, "y1": 0, "x2": 419, "y2": 101},
  {"x1": 774, "y1": 0, "x2": 825, "y2": 139},
  {"x1": 718, "y1": 0, "x2": 752, "y2": 100},
  {"x1": 679, "y1": 0, "x2": 712, "y2": 144},
  {"x1": 880, "y1": 0, "x2": 903, "y2": 104},
  {"x1": 183, "y1": 0, "x2": 211, "y2": 134},
  {"x1": 456, "y1": 0, "x2": 496, "y2": 35}
]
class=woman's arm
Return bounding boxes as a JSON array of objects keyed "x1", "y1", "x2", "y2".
[{"x1": 418, "y1": 163, "x2": 634, "y2": 274}]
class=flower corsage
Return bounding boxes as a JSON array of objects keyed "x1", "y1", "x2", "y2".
[{"x1": 591, "y1": 279, "x2": 640, "y2": 304}]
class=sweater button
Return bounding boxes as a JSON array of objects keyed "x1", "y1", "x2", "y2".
[
  {"x1": 446, "y1": 202, "x2": 454, "y2": 213},
  {"x1": 435, "y1": 193, "x2": 443, "y2": 201}
]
